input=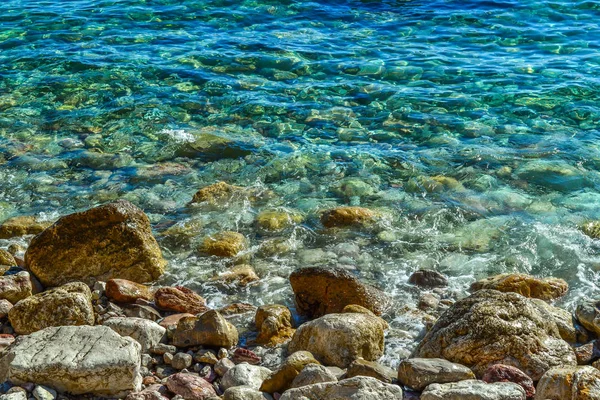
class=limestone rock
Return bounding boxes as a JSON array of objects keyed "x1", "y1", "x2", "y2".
[
  {"x1": 0, "y1": 334, "x2": 15, "y2": 352},
  {"x1": 171, "y1": 353, "x2": 193, "y2": 370},
  {"x1": 0, "y1": 299, "x2": 12, "y2": 318},
  {"x1": 260, "y1": 351, "x2": 320, "y2": 394},
  {"x1": 0, "y1": 216, "x2": 51, "y2": 239},
  {"x1": 288, "y1": 313, "x2": 386, "y2": 368},
  {"x1": 279, "y1": 376, "x2": 403, "y2": 400},
  {"x1": 291, "y1": 364, "x2": 337, "y2": 388},
  {"x1": 200, "y1": 231, "x2": 247, "y2": 257},
  {"x1": 470, "y1": 273, "x2": 568, "y2": 301},
  {"x1": 106, "y1": 279, "x2": 154, "y2": 303},
  {"x1": 0, "y1": 325, "x2": 142, "y2": 397},
  {"x1": 103, "y1": 317, "x2": 166, "y2": 352},
  {"x1": 8, "y1": 282, "x2": 94, "y2": 335},
  {"x1": 25, "y1": 200, "x2": 166, "y2": 287},
  {"x1": 0, "y1": 392, "x2": 27, "y2": 400},
  {"x1": 290, "y1": 267, "x2": 389, "y2": 318},
  {"x1": 0, "y1": 249, "x2": 16, "y2": 273},
  {"x1": 223, "y1": 386, "x2": 273, "y2": 400},
  {"x1": 320, "y1": 206, "x2": 376, "y2": 228},
  {"x1": 531, "y1": 298, "x2": 581, "y2": 343},
  {"x1": 253, "y1": 304, "x2": 295, "y2": 347},
  {"x1": 166, "y1": 372, "x2": 216, "y2": 400},
  {"x1": 421, "y1": 380, "x2": 526, "y2": 400},
  {"x1": 398, "y1": 358, "x2": 475, "y2": 391},
  {"x1": 576, "y1": 300, "x2": 600, "y2": 336},
  {"x1": 534, "y1": 366, "x2": 600, "y2": 400},
  {"x1": 482, "y1": 365, "x2": 535, "y2": 398},
  {"x1": 412, "y1": 290, "x2": 577, "y2": 380},
  {"x1": 346, "y1": 359, "x2": 396, "y2": 384},
  {"x1": 0, "y1": 272, "x2": 32, "y2": 304},
  {"x1": 222, "y1": 363, "x2": 272, "y2": 390},
  {"x1": 154, "y1": 286, "x2": 208, "y2": 314},
  {"x1": 408, "y1": 269, "x2": 448, "y2": 288},
  {"x1": 173, "y1": 310, "x2": 239, "y2": 348}
]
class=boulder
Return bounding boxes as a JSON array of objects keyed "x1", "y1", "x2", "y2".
[
  {"x1": 482, "y1": 365, "x2": 534, "y2": 398},
  {"x1": 421, "y1": 380, "x2": 526, "y2": 400},
  {"x1": 534, "y1": 366, "x2": 600, "y2": 400},
  {"x1": 25, "y1": 200, "x2": 166, "y2": 287},
  {"x1": 290, "y1": 267, "x2": 389, "y2": 318},
  {"x1": 0, "y1": 325, "x2": 142, "y2": 397},
  {"x1": 408, "y1": 269, "x2": 448, "y2": 288},
  {"x1": 8, "y1": 282, "x2": 94, "y2": 335},
  {"x1": 222, "y1": 363, "x2": 272, "y2": 390},
  {"x1": 165, "y1": 372, "x2": 216, "y2": 400},
  {"x1": 531, "y1": 298, "x2": 581, "y2": 343},
  {"x1": 106, "y1": 279, "x2": 154, "y2": 303},
  {"x1": 279, "y1": 376, "x2": 403, "y2": 400},
  {"x1": 223, "y1": 386, "x2": 273, "y2": 400},
  {"x1": 346, "y1": 359, "x2": 396, "y2": 383},
  {"x1": 0, "y1": 215, "x2": 51, "y2": 239},
  {"x1": 154, "y1": 286, "x2": 208, "y2": 314},
  {"x1": 470, "y1": 273, "x2": 568, "y2": 301},
  {"x1": 288, "y1": 313, "x2": 386, "y2": 368},
  {"x1": 0, "y1": 272, "x2": 32, "y2": 304},
  {"x1": 253, "y1": 304, "x2": 295, "y2": 347},
  {"x1": 260, "y1": 351, "x2": 320, "y2": 393},
  {"x1": 173, "y1": 310, "x2": 239, "y2": 348},
  {"x1": 576, "y1": 300, "x2": 600, "y2": 336},
  {"x1": 398, "y1": 358, "x2": 475, "y2": 391},
  {"x1": 320, "y1": 207, "x2": 376, "y2": 228},
  {"x1": 291, "y1": 364, "x2": 337, "y2": 388},
  {"x1": 412, "y1": 290, "x2": 577, "y2": 380},
  {"x1": 103, "y1": 317, "x2": 166, "y2": 352},
  {"x1": 200, "y1": 231, "x2": 247, "y2": 257}
]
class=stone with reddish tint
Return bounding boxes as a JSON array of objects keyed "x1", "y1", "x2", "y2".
[
  {"x1": 233, "y1": 348, "x2": 261, "y2": 365},
  {"x1": 125, "y1": 384, "x2": 169, "y2": 400},
  {"x1": 574, "y1": 341, "x2": 600, "y2": 365},
  {"x1": 159, "y1": 313, "x2": 195, "y2": 331},
  {"x1": 482, "y1": 364, "x2": 535, "y2": 398},
  {"x1": 173, "y1": 310, "x2": 238, "y2": 348},
  {"x1": 0, "y1": 272, "x2": 32, "y2": 304},
  {"x1": 154, "y1": 286, "x2": 208, "y2": 314},
  {"x1": 0, "y1": 333, "x2": 15, "y2": 352},
  {"x1": 106, "y1": 279, "x2": 153, "y2": 304},
  {"x1": 166, "y1": 373, "x2": 216, "y2": 400}
]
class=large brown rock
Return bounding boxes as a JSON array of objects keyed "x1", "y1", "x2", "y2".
[
  {"x1": 288, "y1": 313, "x2": 386, "y2": 368},
  {"x1": 154, "y1": 286, "x2": 208, "y2": 314},
  {"x1": 173, "y1": 310, "x2": 238, "y2": 348},
  {"x1": 0, "y1": 215, "x2": 51, "y2": 239},
  {"x1": 412, "y1": 289, "x2": 576, "y2": 381},
  {"x1": 470, "y1": 273, "x2": 568, "y2": 301},
  {"x1": 252, "y1": 304, "x2": 295, "y2": 347},
  {"x1": 8, "y1": 282, "x2": 94, "y2": 335},
  {"x1": 260, "y1": 351, "x2": 320, "y2": 394},
  {"x1": 320, "y1": 206, "x2": 376, "y2": 228},
  {"x1": 290, "y1": 267, "x2": 389, "y2": 318},
  {"x1": 25, "y1": 200, "x2": 166, "y2": 287},
  {"x1": 106, "y1": 279, "x2": 154, "y2": 304},
  {"x1": 0, "y1": 272, "x2": 32, "y2": 304},
  {"x1": 534, "y1": 366, "x2": 600, "y2": 400}
]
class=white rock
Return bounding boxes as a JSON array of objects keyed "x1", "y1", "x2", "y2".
[
  {"x1": 103, "y1": 317, "x2": 166, "y2": 352},
  {"x1": 291, "y1": 364, "x2": 337, "y2": 388},
  {"x1": 421, "y1": 380, "x2": 526, "y2": 400},
  {"x1": 0, "y1": 393, "x2": 27, "y2": 400},
  {"x1": 0, "y1": 325, "x2": 142, "y2": 397},
  {"x1": 222, "y1": 363, "x2": 273, "y2": 390},
  {"x1": 279, "y1": 376, "x2": 403, "y2": 400},
  {"x1": 33, "y1": 385, "x2": 57, "y2": 400},
  {"x1": 223, "y1": 386, "x2": 274, "y2": 400}
]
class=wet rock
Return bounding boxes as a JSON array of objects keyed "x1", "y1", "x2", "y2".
[
  {"x1": 290, "y1": 267, "x2": 389, "y2": 318},
  {"x1": 291, "y1": 363, "x2": 337, "y2": 388},
  {"x1": 253, "y1": 305, "x2": 295, "y2": 347},
  {"x1": 171, "y1": 353, "x2": 193, "y2": 370},
  {"x1": 189, "y1": 182, "x2": 245, "y2": 205},
  {"x1": 412, "y1": 290, "x2": 576, "y2": 380},
  {"x1": 470, "y1": 273, "x2": 568, "y2": 301},
  {"x1": 482, "y1": 364, "x2": 535, "y2": 398},
  {"x1": 200, "y1": 231, "x2": 247, "y2": 257},
  {"x1": 255, "y1": 210, "x2": 302, "y2": 232},
  {"x1": 165, "y1": 372, "x2": 216, "y2": 400},
  {"x1": 103, "y1": 317, "x2": 166, "y2": 352},
  {"x1": 260, "y1": 351, "x2": 320, "y2": 394},
  {"x1": 288, "y1": 313, "x2": 386, "y2": 368},
  {"x1": 408, "y1": 269, "x2": 448, "y2": 288},
  {"x1": 280, "y1": 376, "x2": 403, "y2": 400},
  {"x1": 346, "y1": 359, "x2": 396, "y2": 383},
  {"x1": 223, "y1": 386, "x2": 273, "y2": 400},
  {"x1": 0, "y1": 299, "x2": 13, "y2": 318},
  {"x1": 154, "y1": 286, "x2": 208, "y2": 314},
  {"x1": 173, "y1": 310, "x2": 239, "y2": 348},
  {"x1": 106, "y1": 279, "x2": 154, "y2": 304},
  {"x1": 210, "y1": 265, "x2": 259, "y2": 287},
  {"x1": 8, "y1": 282, "x2": 94, "y2": 335},
  {"x1": 222, "y1": 363, "x2": 272, "y2": 390},
  {"x1": 515, "y1": 161, "x2": 586, "y2": 192},
  {"x1": 418, "y1": 293, "x2": 440, "y2": 311},
  {"x1": 582, "y1": 221, "x2": 600, "y2": 239},
  {"x1": 25, "y1": 200, "x2": 166, "y2": 287},
  {"x1": 0, "y1": 216, "x2": 51, "y2": 239},
  {"x1": 320, "y1": 206, "x2": 376, "y2": 228},
  {"x1": 406, "y1": 175, "x2": 464, "y2": 194},
  {"x1": 0, "y1": 272, "x2": 32, "y2": 304},
  {"x1": 421, "y1": 380, "x2": 526, "y2": 400},
  {"x1": 534, "y1": 366, "x2": 600, "y2": 400},
  {"x1": 576, "y1": 300, "x2": 600, "y2": 336},
  {"x1": 398, "y1": 358, "x2": 475, "y2": 391},
  {"x1": 0, "y1": 325, "x2": 142, "y2": 397}
]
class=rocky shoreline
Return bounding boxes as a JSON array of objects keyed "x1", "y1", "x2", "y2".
[{"x1": 1, "y1": 183, "x2": 600, "y2": 399}]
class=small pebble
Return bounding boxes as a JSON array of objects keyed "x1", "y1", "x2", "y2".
[
  {"x1": 218, "y1": 348, "x2": 228, "y2": 359},
  {"x1": 163, "y1": 352, "x2": 173, "y2": 365},
  {"x1": 172, "y1": 353, "x2": 193, "y2": 370},
  {"x1": 214, "y1": 358, "x2": 235, "y2": 376},
  {"x1": 151, "y1": 343, "x2": 177, "y2": 355}
]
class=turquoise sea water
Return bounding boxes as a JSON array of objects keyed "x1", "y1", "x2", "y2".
[{"x1": 1, "y1": 0, "x2": 600, "y2": 363}]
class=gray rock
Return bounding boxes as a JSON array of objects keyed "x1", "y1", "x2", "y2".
[
  {"x1": 0, "y1": 299, "x2": 13, "y2": 318},
  {"x1": 151, "y1": 343, "x2": 176, "y2": 355},
  {"x1": 0, "y1": 325, "x2": 141, "y2": 397},
  {"x1": 279, "y1": 376, "x2": 403, "y2": 400},
  {"x1": 222, "y1": 363, "x2": 272, "y2": 390},
  {"x1": 215, "y1": 358, "x2": 236, "y2": 376},
  {"x1": 398, "y1": 358, "x2": 475, "y2": 391},
  {"x1": 346, "y1": 359, "x2": 396, "y2": 383},
  {"x1": 171, "y1": 353, "x2": 193, "y2": 370},
  {"x1": 421, "y1": 380, "x2": 526, "y2": 400},
  {"x1": 576, "y1": 300, "x2": 600, "y2": 336},
  {"x1": 32, "y1": 386, "x2": 57, "y2": 400},
  {"x1": 291, "y1": 364, "x2": 337, "y2": 388},
  {"x1": 534, "y1": 366, "x2": 600, "y2": 400},
  {"x1": 103, "y1": 317, "x2": 166, "y2": 352},
  {"x1": 223, "y1": 386, "x2": 273, "y2": 400}
]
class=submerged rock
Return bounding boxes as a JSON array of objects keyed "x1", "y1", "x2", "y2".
[
  {"x1": 210, "y1": 265, "x2": 259, "y2": 287},
  {"x1": 25, "y1": 200, "x2": 166, "y2": 287},
  {"x1": 200, "y1": 231, "x2": 247, "y2": 257},
  {"x1": 0, "y1": 325, "x2": 142, "y2": 397},
  {"x1": 470, "y1": 273, "x2": 568, "y2": 301},
  {"x1": 320, "y1": 206, "x2": 376, "y2": 228},
  {"x1": 408, "y1": 269, "x2": 448, "y2": 288},
  {"x1": 412, "y1": 290, "x2": 576, "y2": 380},
  {"x1": 173, "y1": 310, "x2": 239, "y2": 348},
  {"x1": 290, "y1": 267, "x2": 389, "y2": 318},
  {"x1": 534, "y1": 366, "x2": 600, "y2": 400},
  {"x1": 253, "y1": 304, "x2": 295, "y2": 347},
  {"x1": 190, "y1": 181, "x2": 246, "y2": 205},
  {"x1": 255, "y1": 210, "x2": 302, "y2": 232},
  {"x1": 279, "y1": 376, "x2": 403, "y2": 400},
  {"x1": 8, "y1": 282, "x2": 94, "y2": 335},
  {"x1": 421, "y1": 380, "x2": 526, "y2": 400},
  {"x1": 582, "y1": 221, "x2": 600, "y2": 239},
  {"x1": 288, "y1": 312, "x2": 386, "y2": 368},
  {"x1": 397, "y1": 358, "x2": 475, "y2": 391}
]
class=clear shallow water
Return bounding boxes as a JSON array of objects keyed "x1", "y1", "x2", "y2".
[{"x1": 1, "y1": 0, "x2": 600, "y2": 365}]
